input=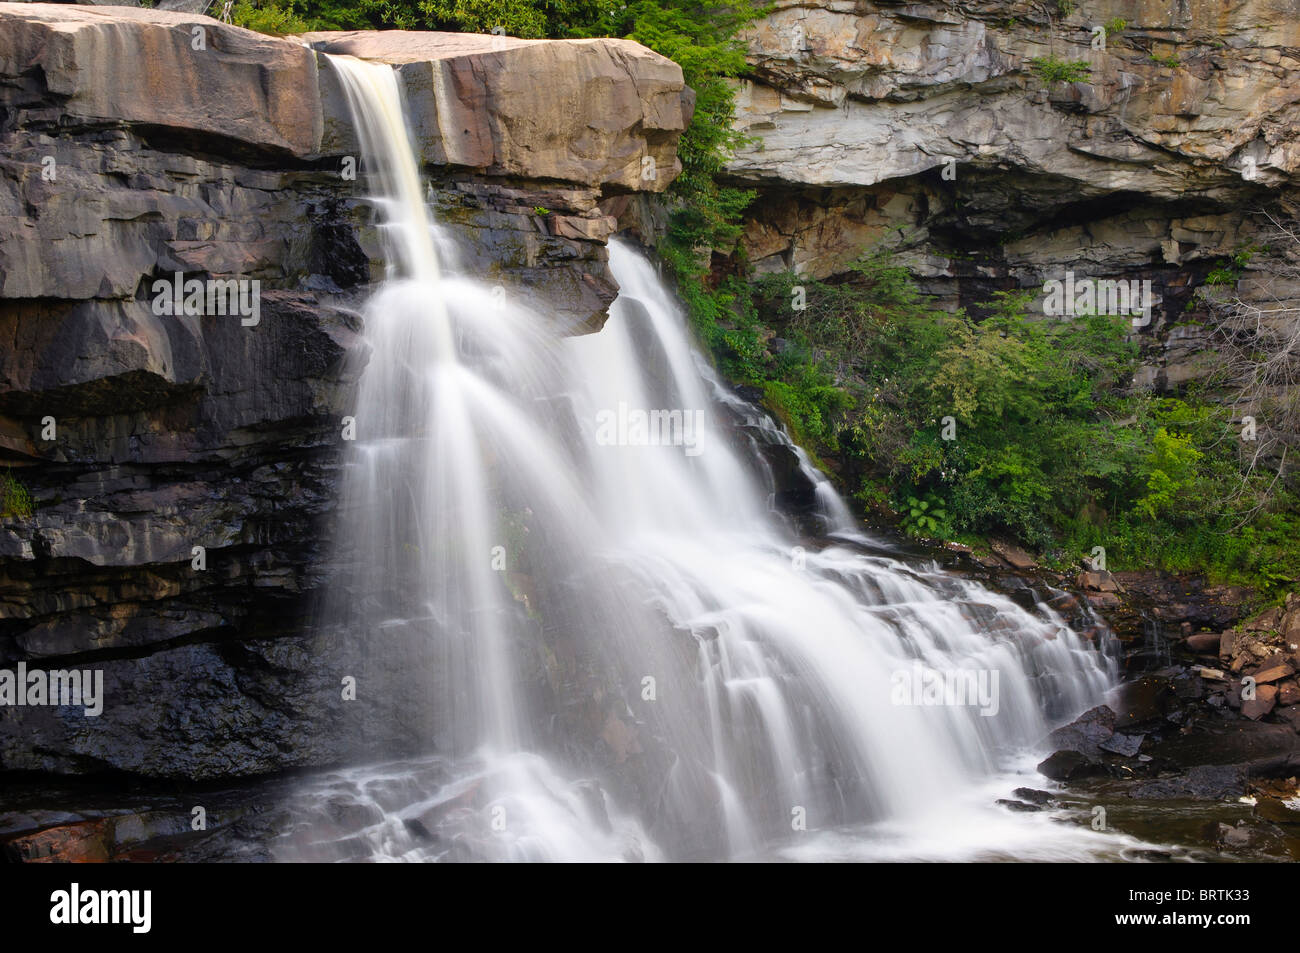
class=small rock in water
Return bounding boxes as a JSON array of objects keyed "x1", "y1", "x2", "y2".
[
  {"x1": 995, "y1": 799, "x2": 1042, "y2": 813},
  {"x1": 1128, "y1": 849, "x2": 1174, "y2": 862}
]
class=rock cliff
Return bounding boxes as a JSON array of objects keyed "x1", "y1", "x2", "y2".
[
  {"x1": 0, "y1": 3, "x2": 687, "y2": 777},
  {"x1": 725, "y1": 0, "x2": 1300, "y2": 394}
]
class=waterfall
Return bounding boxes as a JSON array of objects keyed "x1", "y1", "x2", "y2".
[{"x1": 295, "y1": 55, "x2": 1125, "y2": 863}]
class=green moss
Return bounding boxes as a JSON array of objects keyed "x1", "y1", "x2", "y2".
[{"x1": 1, "y1": 469, "x2": 33, "y2": 520}]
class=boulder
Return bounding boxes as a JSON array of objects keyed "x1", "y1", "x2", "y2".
[
  {"x1": 1047, "y1": 704, "x2": 1116, "y2": 759},
  {"x1": 1037, "y1": 749, "x2": 1106, "y2": 782},
  {"x1": 990, "y1": 539, "x2": 1036, "y2": 570}
]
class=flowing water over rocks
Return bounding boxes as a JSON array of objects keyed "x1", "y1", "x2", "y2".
[{"x1": 281, "y1": 54, "x2": 1124, "y2": 862}]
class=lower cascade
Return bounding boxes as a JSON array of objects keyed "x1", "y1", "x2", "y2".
[{"x1": 288, "y1": 54, "x2": 1124, "y2": 863}]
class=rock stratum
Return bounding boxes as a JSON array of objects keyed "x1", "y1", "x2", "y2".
[
  {"x1": 0, "y1": 3, "x2": 687, "y2": 778},
  {"x1": 724, "y1": 0, "x2": 1300, "y2": 396}
]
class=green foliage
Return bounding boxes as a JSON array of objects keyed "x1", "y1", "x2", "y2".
[
  {"x1": 230, "y1": 0, "x2": 315, "y2": 33},
  {"x1": 1104, "y1": 17, "x2": 1127, "y2": 35},
  {"x1": 902, "y1": 493, "x2": 949, "y2": 538},
  {"x1": 1, "y1": 469, "x2": 33, "y2": 520},
  {"x1": 533, "y1": 206, "x2": 551, "y2": 216},
  {"x1": 1205, "y1": 246, "x2": 1255, "y2": 286},
  {"x1": 1029, "y1": 57, "x2": 1092, "y2": 83},
  {"x1": 1134, "y1": 427, "x2": 1203, "y2": 519},
  {"x1": 1055, "y1": 0, "x2": 1075, "y2": 17},
  {"x1": 1151, "y1": 52, "x2": 1181, "y2": 68},
  {"x1": 739, "y1": 262, "x2": 1300, "y2": 592},
  {"x1": 233, "y1": 0, "x2": 609, "y2": 36}
]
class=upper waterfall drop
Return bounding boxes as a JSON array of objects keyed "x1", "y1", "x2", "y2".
[
  {"x1": 329, "y1": 56, "x2": 444, "y2": 287},
  {"x1": 304, "y1": 53, "x2": 1127, "y2": 862}
]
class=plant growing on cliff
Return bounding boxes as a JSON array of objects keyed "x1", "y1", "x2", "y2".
[
  {"x1": 1, "y1": 469, "x2": 33, "y2": 520},
  {"x1": 1206, "y1": 246, "x2": 1255, "y2": 286},
  {"x1": 1029, "y1": 56, "x2": 1091, "y2": 83}
]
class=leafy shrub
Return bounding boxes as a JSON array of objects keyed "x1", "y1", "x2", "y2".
[{"x1": 902, "y1": 493, "x2": 949, "y2": 538}]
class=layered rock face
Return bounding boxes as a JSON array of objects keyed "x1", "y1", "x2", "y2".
[
  {"x1": 0, "y1": 4, "x2": 686, "y2": 778},
  {"x1": 726, "y1": 0, "x2": 1300, "y2": 393}
]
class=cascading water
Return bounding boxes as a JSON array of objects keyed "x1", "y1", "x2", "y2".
[{"x1": 289, "y1": 54, "x2": 1136, "y2": 862}]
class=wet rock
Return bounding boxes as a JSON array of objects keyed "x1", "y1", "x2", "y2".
[
  {"x1": 1128, "y1": 764, "x2": 1247, "y2": 800},
  {"x1": 1277, "y1": 706, "x2": 1300, "y2": 733},
  {"x1": 1044, "y1": 590, "x2": 1079, "y2": 614},
  {"x1": 1242, "y1": 685, "x2": 1279, "y2": 721},
  {"x1": 1128, "y1": 849, "x2": 1175, "y2": 862},
  {"x1": 1077, "y1": 571, "x2": 1120, "y2": 593},
  {"x1": 1012, "y1": 787, "x2": 1055, "y2": 805},
  {"x1": 1037, "y1": 749, "x2": 1106, "y2": 782},
  {"x1": 1113, "y1": 675, "x2": 1178, "y2": 730},
  {"x1": 1099, "y1": 732, "x2": 1146, "y2": 758},
  {"x1": 1007, "y1": 587, "x2": 1038, "y2": 612},
  {"x1": 1205, "y1": 819, "x2": 1289, "y2": 855},
  {"x1": 995, "y1": 798, "x2": 1042, "y2": 813},
  {"x1": 1186, "y1": 632, "x2": 1222, "y2": 653},
  {"x1": 1254, "y1": 795, "x2": 1300, "y2": 826},
  {"x1": 1047, "y1": 704, "x2": 1116, "y2": 759},
  {"x1": 1279, "y1": 681, "x2": 1300, "y2": 706},
  {"x1": 990, "y1": 540, "x2": 1036, "y2": 571},
  {"x1": 1, "y1": 819, "x2": 113, "y2": 862},
  {"x1": 1145, "y1": 720, "x2": 1300, "y2": 776}
]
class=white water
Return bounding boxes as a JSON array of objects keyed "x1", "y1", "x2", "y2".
[{"x1": 296, "y1": 56, "x2": 1125, "y2": 862}]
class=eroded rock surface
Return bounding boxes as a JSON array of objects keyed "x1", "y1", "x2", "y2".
[
  {"x1": 723, "y1": 0, "x2": 1300, "y2": 404},
  {"x1": 0, "y1": 4, "x2": 685, "y2": 778}
]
